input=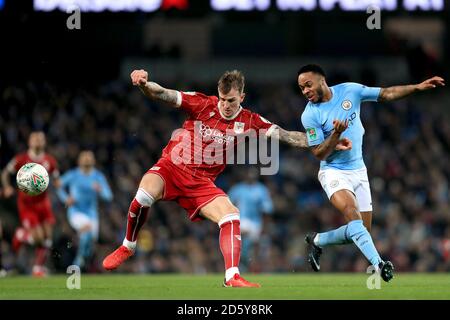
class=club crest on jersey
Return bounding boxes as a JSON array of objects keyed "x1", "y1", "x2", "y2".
[
  {"x1": 330, "y1": 180, "x2": 339, "y2": 188},
  {"x1": 233, "y1": 122, "x2": 245, "y2": 134},
  {"x1": 341, "y1": 100, "x2": 352, "y2": 111}
]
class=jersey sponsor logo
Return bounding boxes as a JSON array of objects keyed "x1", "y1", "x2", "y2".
[
  {"x1": 307, "y1": 128, "x2": 317, "y2": 140},
  {"x1": 233, "y1": 122, "x2": 245, "y2": 134},
  {"x1": 199, "y1": 123, "x2": 234, "y2": 145},
  {"x1": 342, "y1": 100, "x2": 353, "y2": 110}
]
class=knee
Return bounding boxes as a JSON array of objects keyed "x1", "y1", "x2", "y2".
[
  {"x1": 220, "y1": 203, "x2": 239, "y2": 216},
  {"x1": 343, "y1": 205, "x2": 361, "y2": 221},
  {"x1": 34, "y1": 237, "x2": 44, "y2": 247},
  {"x1": 139, "y1": 174, "x2": 163, "y2": 201},
  {"x1": 79, "y1": 224, "x2": 92, "y2": 233},
  {"x1": 230, "y1": 206, "x2": 239, "y2": 215}
]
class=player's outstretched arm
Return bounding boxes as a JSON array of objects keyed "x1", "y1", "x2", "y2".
[
  {"x1": 269, "y1": 124, "x2": 352, "y2": 152},
  {"x1": 378, "y1": 76, "x2": 445, "y2": 102},
  {"x1": 270, "y1": 127, "x2": 309, "y2": 148},
  {"x1": 131, "y1": 69, "x2": 179, "y2": 107},
  {"x1": 310, "y1": 120, "x2": 350, "y2": 160}
]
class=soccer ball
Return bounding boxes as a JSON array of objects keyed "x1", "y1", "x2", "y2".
[{"x1": 16, "y1": 163, "x2": 49, "y2": 196}]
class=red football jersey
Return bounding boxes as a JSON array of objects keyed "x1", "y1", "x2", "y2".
[
  {"x1": 160, "y1": 91, "x2": 276, "y2": 180},
  {"x1": 7, "y1": 152, "x2": 59, "y2": 204}
]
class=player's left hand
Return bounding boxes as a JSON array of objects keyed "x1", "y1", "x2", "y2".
[
  {"x1": 417, "y1": 76, "x2": 445, "y2": 91},
  {"x1": 92, "y1": 183, "x2": 101, "y2": 193},
  {"x1": 335, "y1": 138, "x2": 352, "y2": 151},
  {"x1": 131, "y1": 69, "x2": 149, "y2": 87},
  {"x1": 333, "y1": 119, "x2": 349, "y2": 134}
]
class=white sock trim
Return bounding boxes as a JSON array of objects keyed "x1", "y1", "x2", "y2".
[
  {"x1": 135, "y1": 188, "x2": 155, "y2": 207},
  {"x1": 218, "y1": 213, "x2": 240, "y2": 227},
  {"x1": 44, "y1": 239, "x2": 52, "y2": 248},
  {"x1": 225, "y1": 267, "x2": 240, "y2": 281},
  {"x1": 122, "y1": 238, "x2": 136, "y2": 251},
  {"x1": 313, "y1": 234, "x2": 320, "y2": 246}
]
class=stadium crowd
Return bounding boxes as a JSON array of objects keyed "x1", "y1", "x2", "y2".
[{"x1": 1, "y1": 70, "x2": 449, "y2": 275}]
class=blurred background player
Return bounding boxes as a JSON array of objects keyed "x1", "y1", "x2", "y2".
[
  {"x1": 299, "y1": 64, "x2": 445, "y2": 282},
  {"x1": 228, "y1": 168, "x2": 273, "y2": 271},
  {"x1": 102, "y1": 68, "x2": 351, "y2": 287},
  {"x1": 56, "y1": 151, "x2": 113, "y2": 271},
  {"x1": 1, "y1": 131, "x2": 60, "y2": 277}
]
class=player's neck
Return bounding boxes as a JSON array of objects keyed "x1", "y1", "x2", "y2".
[
  {"x1": 218, "y1": 105, "x2": 242, "y2": 120},
  {"x1": 28, "y1": 149, "x2": 44, "y2": 159},
  {"x1": 321, "y1": 86, "x2": 333, "y2": 103},
  {"x1": 80, "y1": 167, "x2": 93, "y2": 174}
]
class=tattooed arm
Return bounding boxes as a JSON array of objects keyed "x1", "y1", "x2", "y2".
[
  {"x1": 130, "y1": 69, "x2": 180, "y2": 107},
  {"x1": 378, "y1": 76, "x2": 445, "y2": 102},
  {"x1": 268, "y1": 121, "x2": 352, "y2": 152},
  {"x1": 270, "y1": 127, "x2": 309, "y2": 148}
]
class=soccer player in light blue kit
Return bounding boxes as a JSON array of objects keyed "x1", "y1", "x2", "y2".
[
  {"x1": 228, "y1": 168, "x2": 274, "y2": 270},
  {"x1": 57, "y1": 151, "x2": 113, "y2": 269},
  {"x1": 298, "y1": 64, "x2": 445, "y2": 282}
]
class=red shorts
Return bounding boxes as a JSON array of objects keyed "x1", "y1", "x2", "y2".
[
  {"x1": 17, "y1": 198, "x2": 55, "y2": 229},
  {"x1": 146, "y1": 158, "x2": 227, "y2": 221}
]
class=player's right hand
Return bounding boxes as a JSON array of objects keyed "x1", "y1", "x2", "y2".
[
  {"x1": 65, "y1": 196, "x2": 75, "y2": 207},
  {"x1": 3, "y1": 186, "x2": 14, "y2": 198},
  {"x1": 130, "y1": 69, "x2": 148, "y2": 87},
  {"x1": 333, "y1": 119, "x2": 349, "y2": 134},
  {"x1": 335, "y1": 138, "x2": 352, "y2": 151}
]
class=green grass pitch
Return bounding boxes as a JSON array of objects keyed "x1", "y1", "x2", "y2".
[{"x1": 1, "y1": 273, "x2": 449, "y2": 300}]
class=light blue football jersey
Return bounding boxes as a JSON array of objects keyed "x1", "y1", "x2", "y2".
[
  {"x1": 228, "y1": 182, "x2": 273, "y2": 227},
  {"x1": 301, "y1": 82, "x2": 381, "y2": 170},
  {"x1": 57, "y1": 168, "x2": 113, "y2": 219}
]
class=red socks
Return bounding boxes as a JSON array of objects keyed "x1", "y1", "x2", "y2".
[
  {"x1": 219, "y1": 214, "x2": 241, "y2": 279},
  {"x1": 125, "y1": 198, "x2": 150, "y2": 242}
]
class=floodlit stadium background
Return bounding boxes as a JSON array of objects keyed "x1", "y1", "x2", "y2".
[{"x1": 0, "y1": 0, "x2": 449, "y2": 275}]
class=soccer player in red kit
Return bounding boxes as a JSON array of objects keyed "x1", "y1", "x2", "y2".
[
  {"x1": 1, "y1": 131, "x2": 60, "y2": 277},
  {"x1": 103, "y1": 69, "x2": 351, "y2": 287}
]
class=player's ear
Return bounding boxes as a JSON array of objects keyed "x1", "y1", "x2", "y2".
[
  {"x1": 320, "y1": 75, "x2": 326, "y2": 85},
  {"x1": 240, "y1": 92, "x2": 245, "y2": 103}
]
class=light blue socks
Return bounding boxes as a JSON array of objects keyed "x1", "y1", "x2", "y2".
[
  {"x1": 315, "y1": 219, "x2": 382, "y2": 267},
  {"x1": 346, "y1": 220, "x2": 382, "y2": 267},
  {"x1": 317, "y1": 225, "x2": 352, "y2": 246},
  {"x1": 74, "y1": 232, "x2": 93, "y2": 268}
]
